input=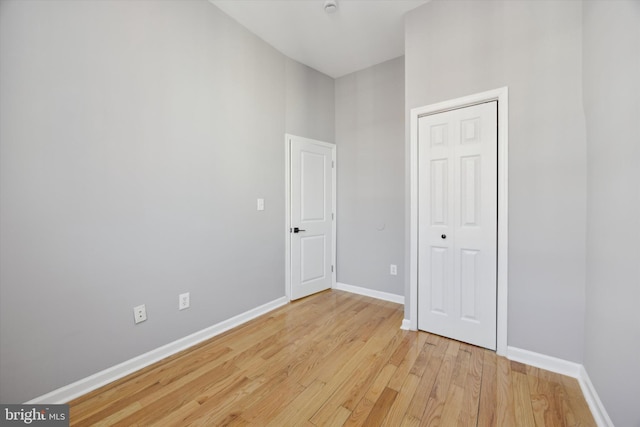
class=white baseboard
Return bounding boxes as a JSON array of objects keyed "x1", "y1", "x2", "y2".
[
  {"x1": 507, "y1": 346, "x2": 582, "y2": 378},
  {"x1": 26, "y1": 296, "x2": 289, "y2": 404},
  {"x1": 400, "y1": 319, "x2": 412, "y2": 330},
  {"x1": 507, "y1": 347, "x2": 612, "y2": 427},
  {"x1": 334, "y1": 282, "x2": 405, "y2": 305},
  {"x1": 577, "y1": 366, "x2": 615, "y2": 427}
]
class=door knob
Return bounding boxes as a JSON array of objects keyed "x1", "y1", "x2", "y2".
[
  {"x1": 441, "y1": 234, "x2": 447, "y2": 239},
  {"x1": 293, "y1": 227, "x2": 306, "y2": 233}
]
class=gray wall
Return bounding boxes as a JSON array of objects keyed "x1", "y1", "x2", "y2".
[
  {"x1": 286, "y1": 58, "x2": 335, "y2": 143},
  {"x1": 583, "y1": 1, "x2": 640, "y2": 426},
  {"x1": 335, "y1": 57, "x2": 405, "y2": 296},
  {"x1": 0, "y1": 0, "x2": 333, "y2": 403},
  {"x1": 405, "y1": 0, "x2": 587, "y2": 362}
]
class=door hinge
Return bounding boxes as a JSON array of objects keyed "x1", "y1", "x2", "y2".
[
  {"x1": 331, "y1": 265, "x2": 334, "y2": 273},
  {"x1": 332, "y1": 160, "x2": 335, "y2": 168},
  {"x1": 332, "y1": 213, "x2": 334, "y2": 220}
]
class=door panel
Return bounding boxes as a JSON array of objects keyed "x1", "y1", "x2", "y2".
[
  {"x1": 290, "y1": 137, "x2": 334, "y2": 300},
  {"x1": 460, "y1": 156, "x2": 480, "y2": 226},
  {"x1": 460, "y1": 249, "x2": 480, "y2": 321},
  {"x1": 301, "y1": 151, "x2": 327, "y2": 222},
  {"x1": 430, "y1": 159, "x2": 448, "y2": 225},
  {"x1": 418, "y1": 101, "x2": 497, "y2": 350},
  {"x1": 301, "y1": 235, "x2": 326, "y2": 283},
  {"x1": 429, "y1": 246, "x2": 448, "y2": 314}
]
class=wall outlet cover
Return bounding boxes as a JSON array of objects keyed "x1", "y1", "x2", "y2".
[{"x1": 133, "y1": 304, "x2": 147, "y2": 324}]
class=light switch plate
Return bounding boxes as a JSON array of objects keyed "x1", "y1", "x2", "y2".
[{"x1": 179, "y1": 292, "x2": 190, "y2": 310}]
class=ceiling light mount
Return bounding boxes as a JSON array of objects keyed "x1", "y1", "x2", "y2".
[{"x1": 324, "y1": 0, "x2": 338, "y2": 14}]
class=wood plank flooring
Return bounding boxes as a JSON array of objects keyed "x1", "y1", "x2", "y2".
[{"x1": 68, "y1": 290, "x2": 596, "y2": 426}]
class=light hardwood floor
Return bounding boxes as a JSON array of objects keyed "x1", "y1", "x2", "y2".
[{"x1": 69, "y1": 290, "x2": 596, "y2": 426}]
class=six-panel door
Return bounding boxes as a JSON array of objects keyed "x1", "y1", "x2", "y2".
[{"x1": 418, "y1": 101, "x2": 498, "y2": 350}]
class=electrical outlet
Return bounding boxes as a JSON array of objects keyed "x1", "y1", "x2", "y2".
[
  {"x1": 179, "y1": 292, "x2": 190, "y2": 310},
  {"x1": 133, "y1": 304, "x2": 147, "y2": 324},
  {"x1": 390, "y1": 264, "x2": 398, "y2": 276}
]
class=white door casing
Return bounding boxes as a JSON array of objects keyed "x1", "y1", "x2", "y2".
[
  {"x1": 418, "y1": 101, "x2": 497, "y2": 350},
  {"x1": 409, "y1": 87, "x2": 508, "y2": 356},
  {"x1": 285, "y1": 135, "x2": 336, "y2": 301}
]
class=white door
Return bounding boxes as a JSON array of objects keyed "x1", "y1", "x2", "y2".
[
  {"x1": 289, "y1": 136, "x2": 335, "y2": 300},
  {"x1": 418, "y1": 101, "x2": 497, "y2": 350}
]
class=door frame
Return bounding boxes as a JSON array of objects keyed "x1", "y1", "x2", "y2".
[
  {"x1": 285, "y1": 134, "x2": 337, "y2": 301},
  {"x1": 408, "y1": 87, "x2": 509, "y2": 356}
]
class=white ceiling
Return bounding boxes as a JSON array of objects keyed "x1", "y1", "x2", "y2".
[{"x1": 209, "y1": 0, "x2": 430, "y2": 78}]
